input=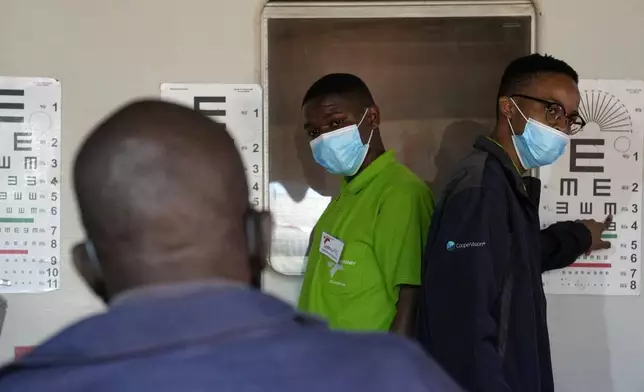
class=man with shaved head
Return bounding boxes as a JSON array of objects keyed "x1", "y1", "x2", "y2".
[{"x1": 0, "y1": 100, "x2": 460, "y2": 392}]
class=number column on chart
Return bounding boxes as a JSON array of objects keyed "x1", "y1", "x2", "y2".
[{"x1": 0, "y1": 78, "x2": 61, "y2": 293}]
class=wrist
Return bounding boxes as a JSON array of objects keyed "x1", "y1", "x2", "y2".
[{"x1": 575, "y1": 221, "x2": 593, "y2": 252}]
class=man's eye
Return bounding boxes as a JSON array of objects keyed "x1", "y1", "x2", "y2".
[
  {"x1": 308, "y1": 129, "x2": 320, "y2": 138},
  {"x1": 330, "y1": 119, "x2": 345, "y2": 128},
  {"x1": 547, "y1": 107, "x2": 560, "y2": 117}
]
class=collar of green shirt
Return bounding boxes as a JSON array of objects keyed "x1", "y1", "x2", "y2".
[{"x1": 341, "y1": 151, "x2": 396, "y2": 194}]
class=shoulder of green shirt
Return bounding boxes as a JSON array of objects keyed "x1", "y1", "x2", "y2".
[
  {"x1": 382, "y1": 161, "x2": 435, "y2": 205},
  {"x1": 373, "y1": 161, "x2": 432, "y2": 289}
]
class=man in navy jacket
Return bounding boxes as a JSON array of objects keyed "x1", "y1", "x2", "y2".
[
  {"x1": 417, "y1": 54, "x2": 611, "y2": 392},
  {"x1": 0, "y1": 100, "x2": 460, "y2": 392}
]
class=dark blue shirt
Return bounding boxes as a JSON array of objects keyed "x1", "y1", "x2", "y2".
[{"x1": 0, "y1": 283, "x2": 460, "y2": 392}]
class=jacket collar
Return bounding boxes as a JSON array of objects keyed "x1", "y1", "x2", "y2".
[
  {"x1": 474, "y1": 136, "x2": 541, "y2": 206},
  {"x1": 6, "y1": 286, "x2": 323, "y2": 369}
]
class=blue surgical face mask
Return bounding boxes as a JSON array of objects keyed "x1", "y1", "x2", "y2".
[
  {"x1": 310, "y1": 109, "x2": 373, "y2": 176},
  {"x1": 508, "y1": 98, "x2": 570, "y2": 169}
]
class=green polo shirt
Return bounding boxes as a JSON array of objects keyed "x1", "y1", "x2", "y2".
[{"x1": 297, "y1": 151, "x2": 434, "y2": 331}]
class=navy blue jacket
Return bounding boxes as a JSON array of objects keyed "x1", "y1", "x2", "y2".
[
  {"x1": 0, "y1": 283, "x2": 461, "y2": 392},
  {"x1": 417, "y1": 136, "x2": 591, "y2": 392}
]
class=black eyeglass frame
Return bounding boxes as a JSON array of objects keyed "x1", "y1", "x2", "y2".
[{"x1": 511, "y1": 94, "x2": 586, "y2": 135}]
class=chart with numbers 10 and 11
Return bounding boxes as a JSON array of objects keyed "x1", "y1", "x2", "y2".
[
  {"x1": 0, "y1": 77, "x2": 61, "y2": 293},
  {"x1": 540, "y1": 79, "x2": 644, "y2": 296},
  {"x1": 160, "y1": 84, "x2": 264, "y2": 209}
]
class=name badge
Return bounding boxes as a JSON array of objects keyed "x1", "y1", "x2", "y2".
[{"x1": 319, "y1": 232, "x2": 344, "y2": 264}]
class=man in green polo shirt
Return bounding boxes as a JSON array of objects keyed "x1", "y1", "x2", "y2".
[{"x1": 297, "y1": 73, "x2": 434, "y2": 336}]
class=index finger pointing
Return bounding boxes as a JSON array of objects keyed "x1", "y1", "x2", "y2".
[
  {"x1": 604, "y1": 215, "x2": 613, "y2": 229},
  {"x1": 598, "y1": 240, "x2": 612, "y2": 250}
]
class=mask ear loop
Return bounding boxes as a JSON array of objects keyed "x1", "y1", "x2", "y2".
[
  {"x1": 358, "y1": 108, "x2": 375, "y2": 146},
  {"x1": 510, "y1": 97, "x2": 529, "y2": 121},
  {"x1": 507, "y1": 118, "x2": 517, "y2": 136},
  {"x1": 356, "y1": 108, "x2": 369, "y2": 127},
  {"x1": 366, "y1": 129, "x2": 374, "y2": 145},
  {"x1": 507, "y1": 97, "x2": 529, "y2": 136},
  {"x1": 506, "y1": 98, "x2": 533, "y2": 172}
]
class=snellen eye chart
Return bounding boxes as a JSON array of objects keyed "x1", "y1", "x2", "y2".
[
  {"x1": 0, "y1": 77, "x2": 61, "y2": 293},
  {"x1": 540, "y1": 79, "x2": 644, "y2": 296}
]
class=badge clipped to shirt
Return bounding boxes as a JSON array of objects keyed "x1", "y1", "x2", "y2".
[{"x1": 319, "y1": 232, "x2": 344, "y2": 264}]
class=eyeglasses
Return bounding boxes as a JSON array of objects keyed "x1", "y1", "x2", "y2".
[{"x1": 512, "y1": 94, "x2": 586, "y2": 135}]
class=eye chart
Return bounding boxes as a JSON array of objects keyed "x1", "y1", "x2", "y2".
[
  {"x1": 0, "y1": 77, "x2": 61, "y2": 293},
  {"x1": 160, "y1": 84, "x2": 265, "y2": 209},
  {"x1": 540, "y1": 79, "x2": 644, "y2": 296}
]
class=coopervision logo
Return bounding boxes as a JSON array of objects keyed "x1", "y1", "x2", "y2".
[{"x1": 446, "y1": 240, "x2": 486, "y2": 251}]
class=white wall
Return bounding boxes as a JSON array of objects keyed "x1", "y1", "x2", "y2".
[
  {"x1": 535, "y1": 1, "x2": 644, "y2": 391},
  {"x1": 0, "y1": 0, "x2": 267, "y2": 361},
  {"x1": 0, "y1": 1, "x2": 643, "y2": 391}
]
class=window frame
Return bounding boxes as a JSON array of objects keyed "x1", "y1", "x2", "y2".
[{"x1": 260, "y1": 1, "x2": 536, "y2": 273}]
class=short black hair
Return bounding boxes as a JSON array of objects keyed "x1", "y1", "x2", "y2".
[
  {"x1": 302, "y1": 73, "x2": 375, "y2": 108},
  {"x1": 497, "y1": 53, "x2": 579, "y2": 100}
]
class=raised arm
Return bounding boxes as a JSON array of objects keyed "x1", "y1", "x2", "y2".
[
  {"x1": 540, "y1": 216, "x2": 611, "y2": 272},
  {"x1": 540, "y1": 221, "x2": 591, "y2": 272}
]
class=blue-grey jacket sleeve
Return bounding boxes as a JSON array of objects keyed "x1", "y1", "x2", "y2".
[
  {"x1": 540, "y1": 221, "x2": 592, "y2": 272},
  {"x1": 417, "y1": 187, "x2": 512, "y2": 392}
]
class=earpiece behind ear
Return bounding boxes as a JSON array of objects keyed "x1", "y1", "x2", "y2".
[
  {"x1": 72, "y1": 241, "x2": 109, "y2": 303},
  {"x1": 245, "y1": 210, "x2": 273, "y2": 261},
  {"x1": 245, "y1": 213, "x2": 258, "y2": 259},
  {"x1": 84, "y1": 240, "x2": 103, "y2": 278},
  {"x1": 245, "y1": 210, "x2": 272, "y2": 289},
  {"x1": 259, "y1": 211, "x2": 273, "y2": 256}
]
